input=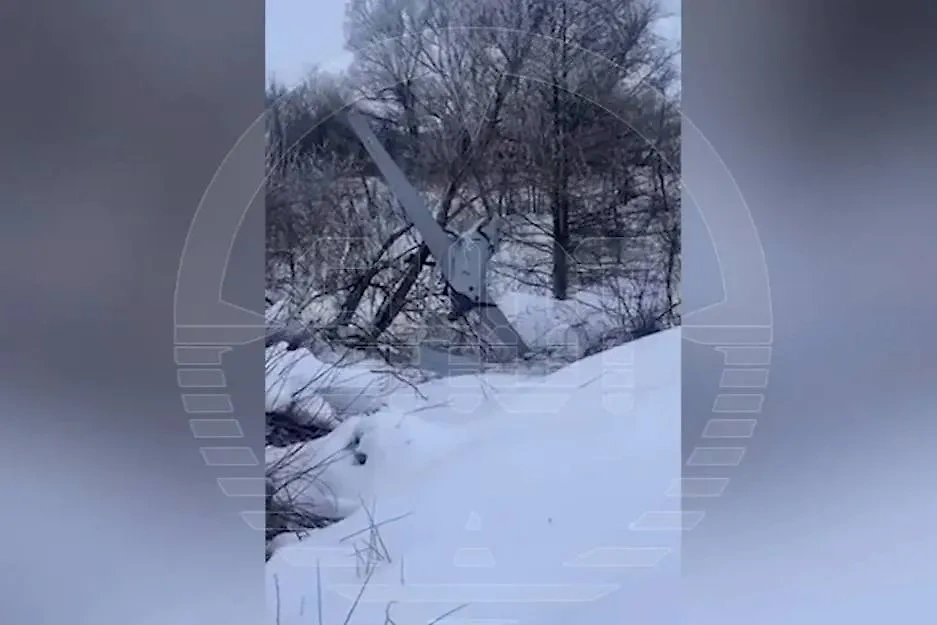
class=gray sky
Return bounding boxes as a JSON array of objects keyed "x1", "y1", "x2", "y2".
[
  {"x1": 266, "y1": 0, "x2": 680, "y2": 86},
  {"x1": 266, "y1": 0, "x2": 350, "y2": 85}
]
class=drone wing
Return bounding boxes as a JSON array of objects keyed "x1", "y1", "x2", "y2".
[{"x1": 345, "y1": 109, "x2": 529, "y2": 358}]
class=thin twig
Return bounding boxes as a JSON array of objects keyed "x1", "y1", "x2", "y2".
[
  {"x1": 427, "y1": 602, "x2": 470, "y2": 625},
  {"x1": 342, "y1": 567, "x2": 376, "y2": 625}
]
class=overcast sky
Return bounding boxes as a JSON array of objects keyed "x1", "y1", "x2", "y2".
[{"x1": 266, "y1": 0, "x2": 681, "y2": 86}]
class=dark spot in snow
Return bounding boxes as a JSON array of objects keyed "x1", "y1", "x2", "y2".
[{"x1": 353, "y1": 451, "x2": 368, "y2": 465}]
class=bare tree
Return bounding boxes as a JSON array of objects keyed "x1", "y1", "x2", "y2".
[
  {"x1": 266, "y1": 0, "x2": 681, "y2": 359},
  {"x1": 343, "y1": 0, "x2": 551, "y2": 342}
]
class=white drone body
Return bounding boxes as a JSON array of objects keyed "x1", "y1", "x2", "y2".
[{"x1": 345, "y1": 110, "x2": 529, "y2": 359}]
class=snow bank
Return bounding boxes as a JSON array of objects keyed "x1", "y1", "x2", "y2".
[
  {"x1": 266, "y1": 416, "x2": 369, "y2": 519},
  {"x1": 266, "y1": 328, "x2": 681, "y2": 625},
  {"x1": 498, "y1": 285, "x2": 652, "y2": 360},
  {"x1": 266, "y1": 342, "x2": 410, "y2": 419}
]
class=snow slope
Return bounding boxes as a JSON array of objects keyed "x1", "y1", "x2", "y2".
[
  {"x1": 266, "y1": 328, "x2": 681, "y2": 625},
  {"x1": 266, "y1": 341, "x2": 412, "y2": 418}
]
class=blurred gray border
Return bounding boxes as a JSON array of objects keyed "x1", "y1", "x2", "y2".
[
  {"x1": 683, "y1": 1, "x2": 937, "y2": 623},
  {"x1": 0, "y1": 1, "x2": 265, "y2": 624}
]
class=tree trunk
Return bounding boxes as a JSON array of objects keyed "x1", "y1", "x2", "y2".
[
  {"x1": 551, "y1": 187, "x2": 570, "y2": 300},
  {"x1": 550, "y1": 3, "x2": 571, "y2": 301},
  {"x1": 367, "y1": 243, "x2": 431, "y2": 342}
]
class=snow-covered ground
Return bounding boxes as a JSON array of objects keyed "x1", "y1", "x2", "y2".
[{"x1": 266, "y1": 326, "x2": 681, "y2": 625}]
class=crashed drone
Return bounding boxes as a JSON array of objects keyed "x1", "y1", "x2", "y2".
[{"x1": 345, "y1": 109, "x2": 530, "y2": 359}]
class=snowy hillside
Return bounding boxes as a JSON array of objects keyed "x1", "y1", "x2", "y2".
[{"x1": 266, "y1": 328, "x2": 681, "y2": 625}]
